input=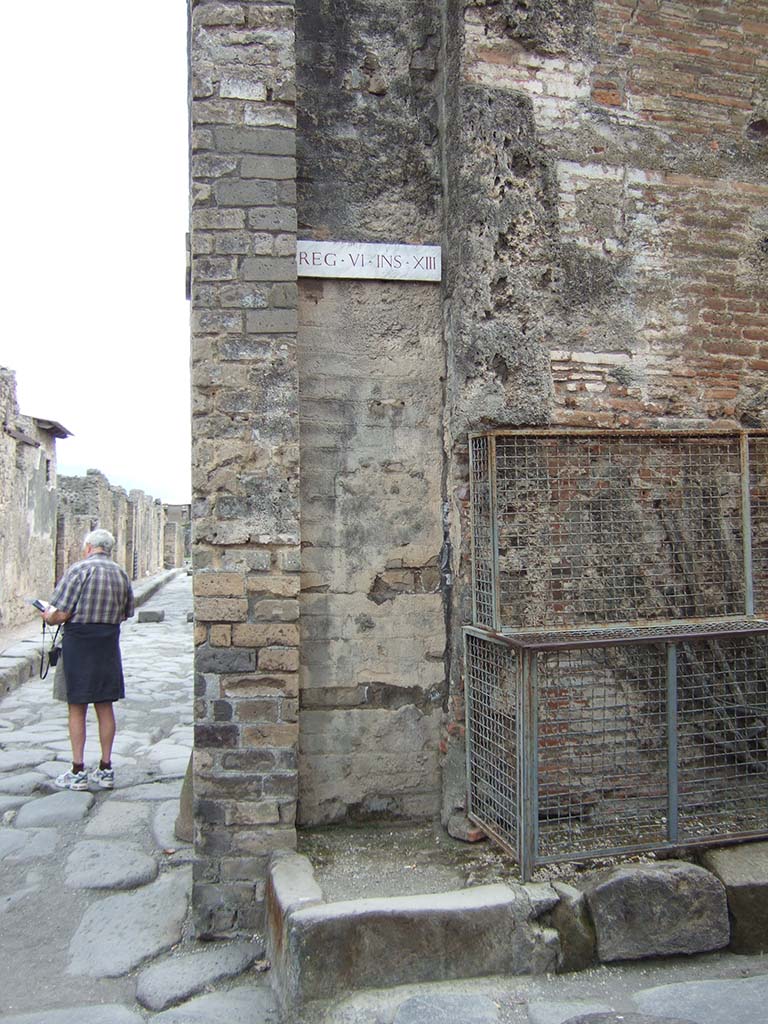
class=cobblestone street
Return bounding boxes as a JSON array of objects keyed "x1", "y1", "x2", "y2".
[{"x1": 0, "y1": 573, "x2": 274, "y2": 1023}]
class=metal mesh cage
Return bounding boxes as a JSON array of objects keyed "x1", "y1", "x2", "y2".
[
  {"x1": 465, "y1": 624, "x2": 768, "y2": 877},
  {"x1": 469, "y1": 431, "x2": 760, "y2": 631}
]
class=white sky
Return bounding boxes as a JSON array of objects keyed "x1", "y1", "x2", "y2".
[{"x1": 1, "y1": 2, "x2": 192, "y2": 504}]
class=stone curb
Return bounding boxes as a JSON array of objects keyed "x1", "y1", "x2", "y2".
[
  {"x1": 0, "y1": 568, "x2": 183, "y2": 699},
  {"x1": 267, "y1": 846, "x2": 768, "y2": 1016}
]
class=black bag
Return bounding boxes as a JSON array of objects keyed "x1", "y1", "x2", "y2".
[{"x1": 40, "y1": 623, "x2": 62, "y2": 679}]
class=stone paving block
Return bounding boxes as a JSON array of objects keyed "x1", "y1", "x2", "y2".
[
  {"x1": 138, "y1": 609, "x2": 166, "y2": 622},
  {"x1": 700, "y1": 842, "x2": 768, "y2": 953},
  {"x1": 393, "y1": 993, "x2": 499, "y2": 1023},
  {"x1": 65, "y1": 839, "x2": 159, "y2": 889},
  {"x1": 111, "y1": 779, "x2": 184, "y2": 801},
  {"x1": 14, "y1": 789, "x2": 94, "y2": 827},
  {"x1": 0, "y1": 827, "x2": 58, "y2": 860},
  {"x1": 0, "y1": 1006, "x2": 145, "y2": 1024},
  {"x1": 136, "y1": 939, "x2": 263, "y2": 1010},
  {"x1": 84, "y1": 799, "x2": 150, "y2": 836},
  {"x1": 527, "y1": 1001, "x2": 614, "y2": 1024},
  {"x1": 547, "y1": 882, "x2": 596, "y2": 972},
  {"x1": 0, "y1": 770, "x2": 54, "y2": 795},
  {"x1": 583, "y1": 861, "x2": 729, "y2": 962},
  {"x1": 67, "y1": 867, "x2": 191, "y2": 977},
  {"x1": 0, "y1": 748, "x2": 54, "y2": 772},
  {"x1": 151, "y1": 985, "x2": 280, "y2": 1023},
  {"x1": 632, "y1": 974, "x2": 768, "y2": 1024},
  {"x1": 563, "y1": 1015, "x2": 697, "y2": 1024},
  {"x1": 0, "y1": 794, "x2": 29, "y2": 813}
]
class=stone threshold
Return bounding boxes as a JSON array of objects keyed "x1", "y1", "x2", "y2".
[{"x1": 266, "y1": 841, "x2": 768, "y2": 1016}]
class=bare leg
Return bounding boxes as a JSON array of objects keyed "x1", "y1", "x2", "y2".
[
  {"x1": 94, "y1": 702, "x2": 116, "y2": 765},
  {"x1": 67, "y1": 703, "x2": 88, "y2": 765}
]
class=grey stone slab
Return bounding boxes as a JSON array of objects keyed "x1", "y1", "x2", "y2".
[
  {"x1": 138, "y1": 609, "x2": 166, "y2": 622},
  {"x1": 527, "y1": 1002, "x2": 614, "y2": 1024},
  {"x1": 563, "y1": 1016, "x2": 697, "y2": 1024},
  {"x1": 13, "y1": 789, "x2": 94, "y2": 827},
  {"x1": 632, "y1": 975, "x2": 768, "y2": 1024},
  {"x1": 1, "y1": 880, "x2": 41, "y2": 913},
  {"x1": 111, "y1": 780, "x2": 183, "y2": 801},
  {"x1": 0, "y1": 748, "x2": 53, "y2": 772},
  {"x1": 65, "y1": 840, "x2": 158, "y2": 890},
  {"x1": 151, "y1": 986, "x2": 280, "y2": 1023},
  {"x1": 393, "y1": 994, "x2": 500, "y2": 1023},
  {"x1": 85, "y1": 798, "x2": 150, "y2": 836},
  {"x1": 0, "y1": 827, "x2": 58, "y2": 860},
  {"x1": 0, "y1": 771, "x2": 47, "y2": 795},
  {"x1": 583, "y1": 861, "x2": 729, "y2": 962},
  {"x1": 0, "y1": 794, "x2": 30, "y2": 813},
  {"x1": 152, "y1": 799, "x2": 190, "y2": 850},
  {"x1": 0, "y1": 1005, "x2": 144, "y2": 1024},
  {"x1": 700, "y1": 842, "x2": 768, "y2": 953},
  {"x1": 136, "y1": 940, "x2": 263, "y2": 1010},
  {"x1": 67, "y1": 867, "x2": 191, "y2": 977}
]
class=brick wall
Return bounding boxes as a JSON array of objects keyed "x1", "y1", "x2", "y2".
[{"x1": 188, "y1": 0, "x2": 299, "y2": 937}]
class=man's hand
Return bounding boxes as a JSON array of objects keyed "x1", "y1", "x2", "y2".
[{"x1": 44, "y1": 606, "x2": 71, "y2": 626}]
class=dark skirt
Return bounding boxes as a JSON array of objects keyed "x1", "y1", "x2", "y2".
[{"x1": 61, "y1": 622, "x2": 125, "y2": 704}]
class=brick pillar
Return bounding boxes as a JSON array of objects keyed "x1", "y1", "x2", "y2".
[{"x1": 188, "y1": 0, "x2": 299, "y2": 937}]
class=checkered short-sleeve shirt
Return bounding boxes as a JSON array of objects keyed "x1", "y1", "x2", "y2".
[{"x1": 52, "y1": 553, "x2": 135, "y2": 624}]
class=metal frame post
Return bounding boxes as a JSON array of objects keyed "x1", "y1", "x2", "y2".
[
  {"x1": 519, "y1": 650, "x2": 539, "y2": 880},
  {"x1": 741, "y1": 432, "x2": 755, "y2": 616},
  {"x1": 666, "y1": 641, "x2": 679, "y2": 844}
]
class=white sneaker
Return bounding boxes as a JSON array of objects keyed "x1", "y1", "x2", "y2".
[
  {"x1": 89, "y1": 766, "x2": 115, "y2": 789},
  {"x1": 55, "y1": 769, "x2": 89, "y2": 791}
]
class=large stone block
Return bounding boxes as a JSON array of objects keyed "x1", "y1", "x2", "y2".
[
  {"x1": 583, "y1": 861, "x2": 729, "y2": 962},
  {"x1": 700, "y1": 841, "x2": 768, "y2": 953}
]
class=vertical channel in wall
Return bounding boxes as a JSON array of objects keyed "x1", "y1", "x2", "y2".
[{"x1": 188, "y1": 0, "x2": 299, "y2": 937}]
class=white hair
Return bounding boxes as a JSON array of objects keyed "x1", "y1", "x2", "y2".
[{"x1": 84, "y1": 528, "x2": 115, "y2": 554}]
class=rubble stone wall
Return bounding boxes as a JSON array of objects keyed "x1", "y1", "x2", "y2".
[{"x1": 0, "y1": 369, "x2": 59, "y2": 629}]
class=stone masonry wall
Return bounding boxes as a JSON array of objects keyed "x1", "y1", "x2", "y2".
[
  {"x1": 440, "y1": 0, "x2": 768, "y2": 820},
  {"x1": 188, "y1": 0, "x2": 300, "y2": 937},
  {"x1": 0, "y1": 369, "x2": 59, "y2": 630},
  {"x1": 295, "y1": 0, "x2": 446, "y2": 826}
]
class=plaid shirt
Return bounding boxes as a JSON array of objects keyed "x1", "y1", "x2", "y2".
[{"x1": 52, "y1": 552, "x2": 135, "y2": 624}]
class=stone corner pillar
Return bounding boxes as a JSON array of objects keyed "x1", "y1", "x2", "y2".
[{"x1": 188, "y1": 0, "x2": 299, "y2": 938}]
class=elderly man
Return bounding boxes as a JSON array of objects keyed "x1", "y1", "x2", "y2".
[{"x1": 41, "y1": 528, "x2": 135, "y2": 790}]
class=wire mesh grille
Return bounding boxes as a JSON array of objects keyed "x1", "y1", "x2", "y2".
[
  {"x1": 464, "y1": 631, "x2": 517, "y2": 854},
  {"x1": 536, "y1": 644, "x2": 668, "y2": 858},
  {"x1": 750, "y1": 436, "x2": 768, "y2": 617},
  {"x1": 469, "y1": 434, "x2": 496, "y2": 628},
  {"x1": 677, "y1": 635, "x2": 768, "y2": 840},
  {"x1": 465, "y1": 627, "x2": 768, "y2": 872},
  {"x1": 471, "y1": 432, "x2": 748, "y2": 630}
]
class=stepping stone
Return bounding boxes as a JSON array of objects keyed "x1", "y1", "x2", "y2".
[
  {"x1": 65, "y1": 840, "x2": 158, "y2": 889},
  {"x1": 67, "y1": 867, "x2": 191, "y2": 977},
  {"x1": 527, "y1": 1002, "x2": 614, "y2": 1024},
  {"x1": 632, "y1": 975, "x2": 768, "y2": 1024},
  {"x1": 136, "y1": 940, "x2": 263, "y2": 1010},
  {"x1": 0, "y1": 1005, "x2": 144, "y2": 1024},
  {"x1": 0, "y1": 770, "x2": 47, "y2": 795},
  {"x1": 394, "y1": 993, "x2": 500, "y2": 1023},
  {"x1": 14, "y1": 789, "x2": 94, "y2": 827},
  {"x1": 152, "y1": 985, "x2": 280, "y2": 1023},
  {"x1": 138, "y1": 609, "x2": 165, "y2": 622},
  {"x1": 0, "y1": 748, "x2": 53, "y2": 772},
  {"x1": 85, "y1": 799, "x2": 150, "y2": 836},
  {"x1": 0, "y1": 828, "x2": 58, "y2": 860},
  {"x1": 153, "y1": 799, "x2": 188, "y2": 850}
]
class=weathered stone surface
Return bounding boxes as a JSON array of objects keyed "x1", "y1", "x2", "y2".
[
  {"x1": 274, "y1": 883, "x2": 556, "y2": 1005},
  {"x1": 136, "y1": 940, "x2": 263, "y2": 1010},
  {"x1": 67, "y1": 868, "x2": 191, "y2": 977},
  {"x1": 138, "y1": 608, "x2": 165, "y2": 622},
  {"x1": 0, "y1": 748, "x2": 52, "y2": 772},
  {"x1": 64, "y1": 840, "x2": 158, "y2": 890},
  {"x1": 564, "y1": 1016, "x2": 697, "y2": 1024},
  {"x1": 700, "y1": 842, "x2": 768, "y2": 953},
  {"x1": 546, "y1": 881, "x2": 596, "y2": 972},
  {"x1": 84, "y1": 799, "x2": 150, "y2": 835},
  {"x1": 632, "y1": 975, "x2": 768, "y2": 1024},
  {"x1": 583, "y1": 861, "x2": 729, "y2": 962},
  {"x1": 0, "y1": 770, "x2": 46, "y2": 795},
  {"x1": 0, "y1": 827, "x2": 58, "y2": 860},
  {"x1": 0, "y1": 794, "x2": 29, "y2": 813},
  {"x1": 14, "y1": 789, "x2": 94, "y2": 828},
  {"x1": 527, "y1": 1003, "x2": 614, "y2": 1024},
  {"x1": 393, "y1": 994, "x2": 500, "y2": 1023},
  {"x1": 0, "y1": 1006, "x2": 144, "y2": 1024},
  {"x1": 152, "y1": 986, "x2": 280, "y2": 1023}
]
